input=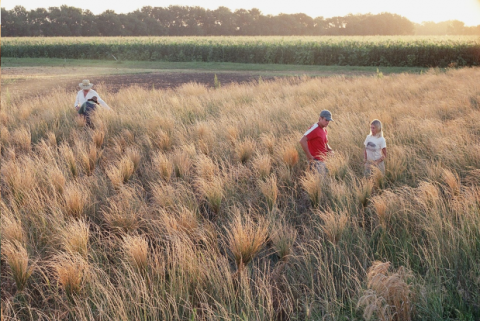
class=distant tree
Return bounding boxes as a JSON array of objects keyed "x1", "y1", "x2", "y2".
[
  {"x1": 1, "y1": 5, "x2": 478, "y2": 36},
  {"x1": 97, "y1": 10, "x2": 123, "y2": 36},
  {"x1": 211, "y1": 7, "x2": 236, "y2": 35},
  {"x1": 2, "y1": 6, "x2": 30, "y2": 36},
  {"x1": 81, "y1": 10, "x2": 99, "y2": 36},
  {"x1": 47, "y1": 6, "x2": 83, "y2": 36}
]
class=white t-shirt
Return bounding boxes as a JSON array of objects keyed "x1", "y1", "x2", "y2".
[{"x1": 364, "y1": 135, "x2": 386, "y2": 161}]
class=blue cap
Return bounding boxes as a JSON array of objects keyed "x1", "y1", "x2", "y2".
[{"x1": 320, "y1": 110, "x2": 334, "y2": 121}]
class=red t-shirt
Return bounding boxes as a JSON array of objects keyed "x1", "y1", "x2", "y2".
[{"x1": 304, "y1": 123, "x2": 328, "y2": 161}]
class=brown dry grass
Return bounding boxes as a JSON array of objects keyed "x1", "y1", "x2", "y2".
[{"x1": 1, "y1": 68, "x2": 480, "y2": 320}]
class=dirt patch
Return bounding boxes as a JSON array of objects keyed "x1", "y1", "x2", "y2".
[
  {"x1": 92, "y1": 72, "x2": 274, "y2": 93},
  {"x1": 2, "y1": 71, "x2": 277, "y2": 97}
]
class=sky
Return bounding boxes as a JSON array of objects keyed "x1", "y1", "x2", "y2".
[{"x1": 2, "y1": 0, "x2": 480, "y2": 26}]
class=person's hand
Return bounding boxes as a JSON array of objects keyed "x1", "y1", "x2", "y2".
[{"x1": 75, "y1": 105, "x2": 80, "y2": 111}]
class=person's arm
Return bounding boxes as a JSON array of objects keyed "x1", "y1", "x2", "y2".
[
  {"x1": 97, "y1": 97, "x2": 111, "y2": 110},
  {"x1": 326, "y1": 143, "x2": 333, "y2": 153},
  {"x1": 375, "y1": 148, "x2": 387, "y2": 165},
  {"x1": 376, "y1": 147, "x2": 387, "y2": 165},
  {"x1": 299, "y1": 136, "x2": 314, "y2": 162},
  {"x1": 95, "y1": 95, "x2": 111, "y2": 110},
  {"x1": 74, "y1": 92, "x2": 80, "y2": 109}
]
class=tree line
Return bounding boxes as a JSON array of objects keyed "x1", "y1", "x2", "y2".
[{"x1": 2, "y1": 5, "x2": 479, "y2": 37}]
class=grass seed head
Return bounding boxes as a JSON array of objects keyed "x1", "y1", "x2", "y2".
[
  {"x1": 226, "y1": 211, "x2": 269, "y2": 271},
  {"x1": 123, "y1": 234, "x2": 149, "y2": 272},
  {"x1": 1, "y1": 241, "x2": 34, "y2": 292}
]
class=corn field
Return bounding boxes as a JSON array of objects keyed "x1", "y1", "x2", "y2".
[
  {"x1": 3, "y1": 36, "x2": 480, "y2": 67},
  {"x1": 1, "y1": 68, "x2": 480, "y2": 320}
]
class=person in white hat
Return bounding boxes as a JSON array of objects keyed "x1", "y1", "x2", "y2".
[{"x1": 74, "y1": 79, "x2": 111, "y2": 111}]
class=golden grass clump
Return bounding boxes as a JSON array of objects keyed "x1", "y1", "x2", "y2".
[
  {"x1": 161, "y1": 207, "x2": 199, "y2": 237},
  {"x1": 442, "y1": 168, "x2": 461, "y2": 197},
  {"x1": 102, "y1": 187, "x2": 145, "y2": 233},
  {"x1": 11, "y1": 127, "x2": 31, "y2": 153},
  {"x1": 196, "y1": 176, "x2": 224, "y2": 214},
  {"x1": 78, "y1": 142, "x2": 102, "y2": 176},
  {"x1": 53, "y1": 253, "x2": 89, "y2": 300},
  {"x1": 59, "y1": 143, "x2": 78, "y2": 178},
  {"x1": 0, "y1": 126, "x2": 10, "y2": 148},
  {"x1": 385, "y1": 146, "x2": 407, "y2": 182},
  {"x1": 356, "y1": 178, "x2": 374, "y2": 207},
  {"x1": 1, "y1": 213, "x2": 25, "y2": 245},
  {"x1": 172, "y1": 148, "x2": 193, "y2": 179},
  {"x1": 63, "y1": 181, "x2": 89, "y2": 219},
  {"x1": 371, "y1": 191, "x2": 397, "y2": 230},
  {"x1": 92, "y1": 129, "x2": 105, "y2": 149},
  {"x1": 152, "y1": 151, "x2": 173, "y2": 182},
  {"x1": 106, "y1": 156, "x2": 136, "y2": 187},
  {"x1": 252, "y1": 154, "x2": 272, "y2": 179},
  {"x1": 126, "y1": 147, "x2": 142, "y2": 172},
  {"x1": 270, "y1": 222, "x2": 297, "y2": 261},
  {"x1": 316, "y1": 209, "x2": 349, "y2": 244},
  {"x1": 357, "y1": 261, "x2": 413, "y2": 321},
  {"x1": 151, "y1": 181, "x2": 178, "y2": 209},
  {"x1": 194, "y1": 122, "x2": 214, "y2": 155},
  {"x1": 49, "y1": 166, "x2": 66, "y2": 194},
  {"x1": 1, "y1": 241, "x2": 34, "y2": 292},
  {"x1": 301, "y1": 171, "x2": 323, "y2": 207},
  {"x1": 195, "y1": 154, "x2": 217, "y2": 181},
  {"x1": 258, "y1": 174, "x2": 278, "y2": 211},
  {"x1": 123, "y1": 234, "x2": 149, "y2": 272},
  {"x1": 325, "y1": 152, "x2": 350, "y2": 180},
  {"x1": 1, "y1": 159, "x2": 37, "y2": 203},
  {"x1": 60, "y1": 219, "x2": 90, "y2": 258},
  {"x1": 226, "y1": 212, "x2": 268, "y2": 271},
  {"x1": 46, "y1": 131, "x2": 57, "y2": 147},
  {"x1": 260, "y1": 132, "x2": 276, "y2": 155},
  {"x1": 235, "y1": 138, "x2": 256, "y2": 164},
  {"x1": 281, "y1": 145, "x2": 299, "y2": 169},
  {"x1": 226, "y1": 125, "x2": 239, "y2": 144},
  {"x1": 416, "y1": 181, "x2": 440, "y2": 208}
]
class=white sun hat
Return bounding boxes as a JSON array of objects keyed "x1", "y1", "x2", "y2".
[{"x1": 79, "y1": 79, "x2": 93, "y2": 89}]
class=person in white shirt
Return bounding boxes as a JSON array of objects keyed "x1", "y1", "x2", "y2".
[
  {"x1": 74, "y1": 79, "x2": 111, "y2": 111},
  {"x1": 364, "y1": 119, "x2": 387, "y2": 176}
]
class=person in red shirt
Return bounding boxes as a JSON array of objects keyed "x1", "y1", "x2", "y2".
[{"x1": 299, "y1": 110, "x2": 334, "y2": 174}]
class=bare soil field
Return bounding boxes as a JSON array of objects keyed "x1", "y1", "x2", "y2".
[{"x1": 1, "y1": 65, "x2": 379, "y2": 97}]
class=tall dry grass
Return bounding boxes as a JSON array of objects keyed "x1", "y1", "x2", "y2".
[{"x1": 1, "y1": 68, "x2": 480, "y2": 320}]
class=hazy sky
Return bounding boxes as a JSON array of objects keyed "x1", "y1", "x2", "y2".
[{"x1": 3, "y1": 0, "x2": 480, "y2": 26}]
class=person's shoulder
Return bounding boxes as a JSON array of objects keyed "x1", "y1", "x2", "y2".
[{"x1": 304, "y1": 123, "x2": 319, "y2": 136}]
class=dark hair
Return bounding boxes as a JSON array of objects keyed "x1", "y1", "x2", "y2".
[{"x1": 88, "y1": 96, "x2": 99, "y2": 104}]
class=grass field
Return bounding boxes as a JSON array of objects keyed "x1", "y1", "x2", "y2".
[{"x1": 1, "y1": 65, "x2": 480, "y2": 320}]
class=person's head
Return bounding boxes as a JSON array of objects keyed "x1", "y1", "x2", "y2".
[
  {"x1": 79, "y1": 79, "x2": 93, "y2": 93},
  {"x1": 370, "y1": 119, "x2": 383, "y2": 137},
  {"x1": 88, "y1": 96, "x2": 99, "y2": 104},
  {"x1": 318, "y1": 110, "x2": 334, "y2": 128}
]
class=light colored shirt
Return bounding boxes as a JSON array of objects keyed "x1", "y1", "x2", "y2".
[
  {"x1": 74, "y1": 89, "x2": 110, "y2": 110},
  {"x1": 364, "y1": 135, "x2": 386, "y2": 161}
]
